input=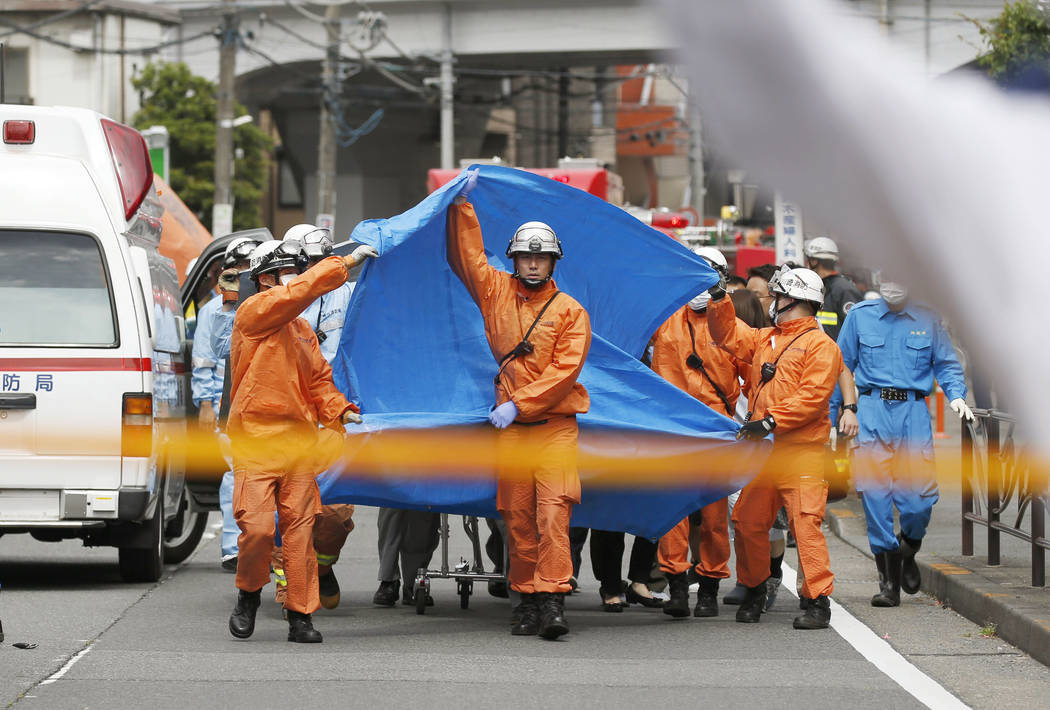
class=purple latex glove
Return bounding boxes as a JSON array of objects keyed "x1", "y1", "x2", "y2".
[
  {"x1": 453, "y1": 168, "x2": 480, "y2": 204},
  {"x1": 488, "y1": 400, "x2": 518, "y2": 430}
]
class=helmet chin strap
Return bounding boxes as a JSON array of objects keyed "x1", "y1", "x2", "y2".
[
  {"x1": 512, "y1": 261, "x2": 555, "y2": 289},
  {"x1": 771, "y1": 296, "x2": 797, "y2": 324}
]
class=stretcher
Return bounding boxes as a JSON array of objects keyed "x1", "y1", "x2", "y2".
[{"x1": 410, "y1": 514, "x2": 507, "y2": 615}]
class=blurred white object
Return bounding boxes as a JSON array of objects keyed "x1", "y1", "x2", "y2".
[{"x1": 659, "y1": 0, "x2": 1045, "y2": 441}]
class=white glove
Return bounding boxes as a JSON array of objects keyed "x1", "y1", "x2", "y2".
[
  {"x1": 342, "y1": 409, "x2": 362, "y2": 425},
  {"x1": 950, "y1": 398, "x2": 974, "y2": 422},
  {"x1": 488, "y1": 401, "x2": 518, "y2": 430},
  {"x1": 349, "y1": 244, "x2": 379, "y2": 264}
]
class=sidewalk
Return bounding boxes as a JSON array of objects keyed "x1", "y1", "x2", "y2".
[{"x1": 825, "y1": 412, "x2": 1050, "y2": 668}]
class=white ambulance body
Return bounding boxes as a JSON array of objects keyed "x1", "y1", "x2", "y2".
[{"x1": 0, "y1": 105, "x2": 205, "y2": 581}]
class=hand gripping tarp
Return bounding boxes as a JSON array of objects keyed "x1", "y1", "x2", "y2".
[{"x1": 318, "y1": 165, "x2": 769, "y2": 539}]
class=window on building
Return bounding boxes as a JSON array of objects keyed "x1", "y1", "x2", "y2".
[
  {"x1": 277, "y1": 157, "x2": 303, "y2": 208},
  {"x1": 2, "y1": 47, "x2": 31, "y2": 105}
]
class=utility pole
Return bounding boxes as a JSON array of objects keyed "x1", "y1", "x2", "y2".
[
  {"x1": 315, "y1": 2, "x2": 341, "y2": 230},
  {"x1": 212, "y1": 0, "x2": 237, "y2": 238},
  {"x1": 439, "y1": 4, "x2": 454, "y2": 169}
]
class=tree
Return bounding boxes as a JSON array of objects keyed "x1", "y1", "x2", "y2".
[
  {"x1": 131, "y1": 62, "x2": 271, "y2": 232},
  {"x1": 973, "y1": 1, "x2": 1050, "y2": 84}
]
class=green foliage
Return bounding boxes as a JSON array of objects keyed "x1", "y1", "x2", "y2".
[
  {"x1": 131, "y1": 62, "x2": 272, "y2": 232},
  {"x1": 973, "y1": 1, "x2": 1050, "y2": 82}
]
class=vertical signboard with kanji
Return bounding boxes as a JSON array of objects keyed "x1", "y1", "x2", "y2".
[{"x1": 774, "y1": 192, "x2": 804, "y2": 266}]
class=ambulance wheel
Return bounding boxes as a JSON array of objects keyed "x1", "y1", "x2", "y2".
[
  {"x1": 163, "y1": 486, "x2": 208, "y2": 564},
  {"x1": 118, "y1": 501, "x2": 164, "y2": 583}
]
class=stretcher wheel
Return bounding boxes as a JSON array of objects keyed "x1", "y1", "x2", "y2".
[
  {"x1": 414, "y1": 587, "x2": 427, "y2": 615},
  {"x1": 458, "y1": 579, "x2": 472, "y2": 610}
]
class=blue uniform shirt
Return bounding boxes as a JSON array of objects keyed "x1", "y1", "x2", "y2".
[
  {"x1": 299, "y1": 282, "x2": 354, "y2": 364},
  {"x1": 837, "y1": 299, "x2": 966, "y2": 402},
  {"x1": 190, "y1": 296, "x2": 226, "y2": 408}
]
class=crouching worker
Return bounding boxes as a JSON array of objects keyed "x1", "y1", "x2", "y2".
[
  {"x1": 227, "y1": 238, "x2": 377, "y2": 643},
  {"x1": 709, "y1": 265, "x2": 844, "y2": 630},
  {"x1": 447, "y1": 171, "x2": 591, "y2": 640}
]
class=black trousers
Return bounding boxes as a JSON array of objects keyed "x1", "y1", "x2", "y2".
[{"x1": 589, "y1": 529, "x2": 658, "y2": 595}]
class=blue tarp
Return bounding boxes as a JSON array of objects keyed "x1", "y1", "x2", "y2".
[{"x1": 318, "y1": 165, "x2": 767, "y2": 539}]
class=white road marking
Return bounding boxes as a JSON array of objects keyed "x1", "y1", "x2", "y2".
[
  {"x1": 781, "y1": 563, "x2": 969, "y2": 709},
  {"x1": 39, "y1": 645, "x2": 92, "y2": 685}
]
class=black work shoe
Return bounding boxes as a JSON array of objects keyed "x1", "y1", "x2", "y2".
[
  {"x1": 871, "y1": 550, "x2": 902, "y2": 608},
  {"x1": 793, "y1": 594, "x2": 831, "y2": 629},
  {"x1": 663, "y1": 573, "x2": 691, "y2": 618},
  {"x1": 221, "y1": 555, "x2": 238, "y2": 573},
  {"x1": 318, "y1": 570, "x2": 341, "y2": 610},
  {"x1": 287, "y1": 610, "x2": 323, "y2": 643},
  {"x1": 722, "y1": 582, "x2": 747, "y2": 605},
  {"x1": 402, "y1": 584, "x2": 434, "y2": 607},
  {"x1": 229, "y1": 589, "x2": 261, "y2": 639},
  {"x1": 694, "y1": 577, "x2": 720, "y2": 617},
  {"x1": 488, "y1": 578, "x2": 509, "y2": 598},
  {"x1": 537, "y1": 592, "x2": 569, "y2": 640},
  {"x1": 763, "y1": 576, "x2": 781, "y2": 612},
  {"x1": 898, "y1": 534, "x2": 922, "y2": 595},
  {"x1": 511, "y1": 593, "x2": 540, "y2": 636},
  {"x1": 734, "y1": 583, "x2": 767, "y2": 623},
  {"x1": 372, "y1": 580, "x2": 399, "y2": 607}
]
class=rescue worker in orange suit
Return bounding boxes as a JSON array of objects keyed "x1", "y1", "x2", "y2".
[
  {"x1": 447, "y1": 170, "x2": 592, "y2": 640},
  {"x1": 267, "y1": 224, "x2": 359, "y2": 612},
  {"x1": 227, "y1": 238, "x2": 377, "y2": 643},
  {"x1": 650, "y1": 247, "x2": 741, "y2": 620},
  {"x1": 708, "y1": 264, "x2": 848, "y2": 630}
]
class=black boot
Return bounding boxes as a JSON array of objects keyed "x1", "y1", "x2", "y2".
[
  {"x1": 287, "y1": 610, "x2": 323, "y2": 643},
  {"x1": 318, "y1": 570, "x2": 340, "y2": 610},
  {"x1": 898, "y1": 534, "x2": 922, "y2": 594},
  {"x1": 694, "y1": 577, "x2": 719, "y2": 617},
  {"x1": 229, "y1": 589, "x2": 261, "y2": 639},
  {"x1": 734, "y1": 583, "x2": 767, "y2": 623},
  {"x1": 537, "y1": 592, "x2": 569, "y2": 640},
  {"x1": 663, "y1": 573, "x2": 690, "y2": 618},
  {"x1": 793, "y1": 594, "x2": 831, "y2": 629},
  {"x1": 510, "y1": 593, "x2": 540, "y2": 636},
  {"x1": 372, "y1": 580, "x2": 399, "y2": 607},
  {"x1": 722, "y1": 582, "x2": 747, "y2": 605},
  {"x1": 871, "y1": 551, "x2": 902, "y2": 607}
]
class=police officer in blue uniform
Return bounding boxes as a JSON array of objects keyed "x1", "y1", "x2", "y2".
[
  {"x1": 837, "y1": 279, "x2": 973, "y2": 608},
  {"x1": 192, "y1": 236, "x2": 260, "y2": 571}
]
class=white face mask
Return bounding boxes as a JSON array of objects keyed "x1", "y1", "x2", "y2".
[
  {"x1": 879, "y1": 282, "x2": 908, "y2": 305},
  {"x1": 688, "y1": 291, "x2": 711, "y2": 311},
  {"x1": 279, "y1": 273, "x2": 297, "y2": 287}
]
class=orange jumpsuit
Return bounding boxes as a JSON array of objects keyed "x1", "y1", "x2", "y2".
[
  {"x1": 651, "y1": 306, "x2": 742, "y2": 581},
  {"x1": 229, "y1": 257, "x2": 356, "y2": 614},
  {"x1": 448, "y1": 202, "x2": 591, "y2": 595},
  {"x1": 708, "y1": 296, "x2": 842, "y2": 600}
]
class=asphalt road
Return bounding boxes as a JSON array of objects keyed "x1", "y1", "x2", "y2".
[{"x1": 2, "y1": 506, "x2": 1049, "y2": 710}]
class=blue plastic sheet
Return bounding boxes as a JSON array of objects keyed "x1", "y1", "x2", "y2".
[{"x1": 319, "y1": 165, "x2": 768, "y2": 539}]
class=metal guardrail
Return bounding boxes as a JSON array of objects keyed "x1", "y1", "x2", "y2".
[{"x1": 961, "y1": 408, "x2": 1048, "y2": 586}]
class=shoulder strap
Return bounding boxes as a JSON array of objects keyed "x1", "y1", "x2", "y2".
[
  {"x1": 686, "y1": 319, "x2": 734, "y2": 417},
  {"x1": 494, "y1": 291, "x2": 561, "y2": 386},
  {"x1": 743, "y1": 327, "x2": 818, "y2": 423}
]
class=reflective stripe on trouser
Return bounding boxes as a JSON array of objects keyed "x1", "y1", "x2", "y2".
[
  {"x1": 497, "y1": 417, "x2": 581, "y2": 595},
  {"x1": 314, "y1": 503, "x2": 355, "y2": 574},
  {"x1": 234, "y1": 470, "x2": 322, "y2": 615},
  {"x1": 854, "y1": 397, "x2": 939, "y2": 554},
  {"x1": 657, "y1": 497, "x2": 730, "y2": 579},
  {"x1": 732, "y1": 445, "x2": 834, "y2": 599}
]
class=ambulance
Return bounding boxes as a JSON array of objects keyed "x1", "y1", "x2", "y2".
[{"x1": 0, "y1": 106, "x2": 206, "y2": 582}]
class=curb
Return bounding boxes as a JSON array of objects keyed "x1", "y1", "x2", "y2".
[{"x1": 825, "y1": 501, "x2": 1050, "y2": 669}]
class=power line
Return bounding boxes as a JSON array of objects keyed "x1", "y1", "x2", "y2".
[
  {"x1": 0, "y1": 0, "x2": 105, "y2": 40},
  {"x1": 0, "y1": 16, "x2": 214, "y2": 56}
]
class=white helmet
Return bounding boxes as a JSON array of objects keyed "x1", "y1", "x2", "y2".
[
  {"x1": 804, "y1": 236, "x2": 838, "y2": 262},
  {"x1": 506, "y1": 221, "x2": 563, "y2": 260},
  {"x1": 223, "y1": 236, "x2": 263, "y2": 268},
  {"x1": 249, "y1": 239, "x2": 307, "y2": 280},
  {"x1": 692, "y1": 246, "x2": 728, "y2": 275},
  {"x1": 283, "y1": 224, "x2": 333, "y2": 260},
  {"x1": 768, "y1": 264, "x2": 825, "y2": 306}
]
